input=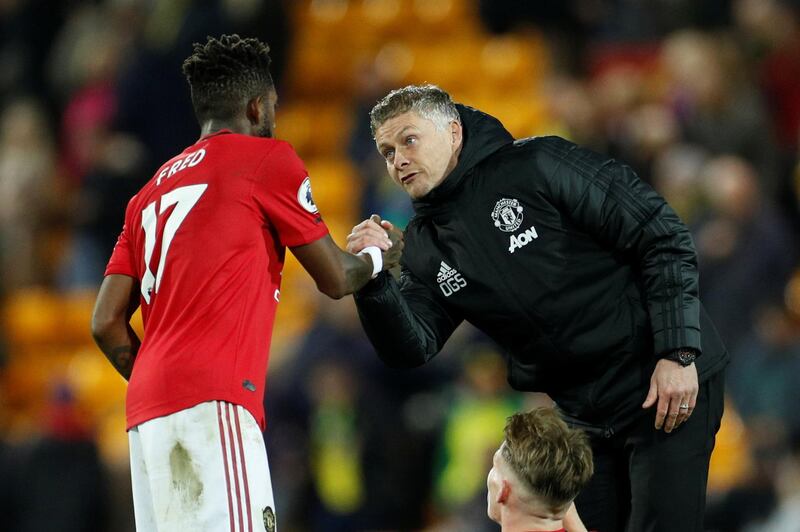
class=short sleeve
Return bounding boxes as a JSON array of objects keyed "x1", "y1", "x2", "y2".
[
  {"x1": 253, "y1": 141, "x2": 329, "y2": 247},
  {"x1": 105, "y1": 222, "x2": 137, "y2": 277}
]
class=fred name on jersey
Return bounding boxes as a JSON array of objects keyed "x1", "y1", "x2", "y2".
[
  {"x1": 491, "y1": 197, "x2": 538, "y2": 254},
  {"x1": 156, "y1": 149, "x2": 207, "y2": 186}
]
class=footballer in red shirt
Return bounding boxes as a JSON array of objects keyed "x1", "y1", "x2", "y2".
[{"x1": 91, "y1": 35, "x2": 402, "y2": 532}]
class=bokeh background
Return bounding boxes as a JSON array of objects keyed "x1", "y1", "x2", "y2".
[{"x1": 1, "y1": 0, "x2": 799, "y2": 530}]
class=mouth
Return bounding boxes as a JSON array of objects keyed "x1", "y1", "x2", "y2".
[{"x1": 400, "y1": 172, "x2": 418, "y2": 184}]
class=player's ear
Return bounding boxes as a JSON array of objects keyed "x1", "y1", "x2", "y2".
[
  {"x1": 450, "y1": 120, "x2": 463, "y2": 147},
  {"x1": 497, "y1": 479, "x2": 511, "y2": 504},
  {"x1": 245, "y1": 96, "x2": 261, "y2": 125}
]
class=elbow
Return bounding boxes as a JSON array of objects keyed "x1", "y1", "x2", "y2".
[
  {"x1": 320, "y1": 285, "x2": 348, "y2": 300},
  {"x1": 317, "y1": 276, "x2": 349, "y2": 300},
  {"x1": 90, "y1": 312, "x2": 115, "y2": 344}
]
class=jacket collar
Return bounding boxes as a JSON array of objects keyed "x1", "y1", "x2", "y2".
[{"x1": 412, "y1": 104, "x2": 513, "y2": 215}]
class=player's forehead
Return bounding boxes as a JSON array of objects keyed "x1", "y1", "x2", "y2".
[{"x1": 374, "y1": 111, "x2": 430, "y2": 146}]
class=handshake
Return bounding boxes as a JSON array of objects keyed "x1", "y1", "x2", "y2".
[{"x1": 347, "y1": 214, "x2": 405, "y2": 275}]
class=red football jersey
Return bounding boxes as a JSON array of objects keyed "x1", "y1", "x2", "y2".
[{"x1": 105, "y1": 130, "x2": 328, "y2": 430}]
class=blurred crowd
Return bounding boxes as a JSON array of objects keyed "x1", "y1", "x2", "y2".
[{"x1": 1, "y1": 0, "x2": 799, "y2": 531}]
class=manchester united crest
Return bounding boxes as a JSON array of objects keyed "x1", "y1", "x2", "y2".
[
  {"x1": 263, "y1": 506, "x2": 276, "y2": 532},
  {"x1": 491, "y1": 198, "x2": 524, "y2": 232}
]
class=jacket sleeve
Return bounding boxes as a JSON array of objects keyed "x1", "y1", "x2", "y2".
[
  {"x1": 353, "y1": 267, "x2": 462, "y2": 368},
  {"x1": 542, "y1": 137, "x2": 701, "y2": 357}
]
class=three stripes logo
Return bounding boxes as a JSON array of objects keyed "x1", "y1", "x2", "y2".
[{"x1": 437, "y1": 261, "x2": 467, "y2": 297}]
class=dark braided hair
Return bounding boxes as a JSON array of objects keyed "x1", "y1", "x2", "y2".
[{"x1": 182, "y1": 34, "x2": 273, "y2": 123}]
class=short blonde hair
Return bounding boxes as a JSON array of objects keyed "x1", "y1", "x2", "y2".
[{"x1": 502, "y1": 408, "x2": 594, "y2": 511}]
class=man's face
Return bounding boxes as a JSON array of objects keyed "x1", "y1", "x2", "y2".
[
  {"x1": 374, "y1": 111, "x2": 462, "y2": 200},
  {"x1": 255, "y1": 88, "x2": 277, "y2": 138},
  {"x1": 486, "y1": 445, "x2": 505, "y2": 523}
]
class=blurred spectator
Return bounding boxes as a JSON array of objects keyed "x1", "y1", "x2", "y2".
[
  {"x1": 705, "y1": 419, "x2": 784, "y2": 531},
  {"x1": 0, "y1": 0, "x2": 70, "y2": 117},
  {"x1": 58, "y1": 133, "x2": 147, "y2": 290},
  {"x1": 662, "y1": 30, "x2": 782, "y2": 200},
  {"x1": 727, "y1": 306, "x2": 800, "y2": 436},
  {"x1": 744, "y1": 433, "x2": 800, "y2": 532},
  {"x1": 1, "y1": 382, "x2": 109, "y2": 532},
  {"x1": 0, "y1": 97, "x2": 56, "y2": 293},
  {"x1": 693, "y1": 155, "x2": 796, "y2": 351},
  {"x1": 651, "y1": 143, "x2": 709, "y2": 224}
]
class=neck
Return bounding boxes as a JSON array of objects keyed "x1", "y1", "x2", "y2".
[
  {"x1": 500, "y1": 510, "x2": 564, "y2": 532},
  {"x1": 200, "y1": 117, "x2": 252, "y2": 137}
]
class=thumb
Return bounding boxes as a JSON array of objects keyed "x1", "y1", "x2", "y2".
[
  {"x1": 642, "y1": 382, "x2": 658, "y2": 409},
  {"x1": 369, "y1": 213, "x2": 382, "y2": 225}
]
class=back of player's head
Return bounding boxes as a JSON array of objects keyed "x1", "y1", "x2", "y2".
[
  {"x1": 182, "y1": 34, "x2": 273, "y2": 124},
  {"x1": 369, "y1": 84, "x2": 460, "y2": 137},
  {"x1": 502, "y1": 408, "x2": 594, "y2": 512}
]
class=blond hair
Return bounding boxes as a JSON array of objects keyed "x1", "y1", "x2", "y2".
[{"x1": 502, "y1": 408, "x2": 594, "y2": 512}]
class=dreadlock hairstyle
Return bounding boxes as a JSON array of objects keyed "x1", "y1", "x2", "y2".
[{"x1": 182, "y1": 34, "x2": 273, "y2": 123}]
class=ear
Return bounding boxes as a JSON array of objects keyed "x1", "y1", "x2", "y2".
[
  {"x1": 245, "y1": 96, "x2": 261, "y2": 125},
  {"x1": 497, "y1": 479, "x2": 511, "y2": 505},
  {"x1": 450, "y1": 120, "x2": 463, "y2": 147}
]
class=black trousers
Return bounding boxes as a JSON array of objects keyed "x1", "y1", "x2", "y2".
[{"x1": 575, "y1": 369, "x2": 725, "y2": 532}]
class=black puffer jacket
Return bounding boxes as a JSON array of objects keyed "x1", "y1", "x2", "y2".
[{"x1": 354, "y1": 105, "x2": 728, "y2": 434}]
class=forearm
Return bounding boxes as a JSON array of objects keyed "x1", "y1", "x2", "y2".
[
  {"x1": 354, "y1": 273, "x2": 454, "y2": 368},
  {"x1": 641, "y1": 229, "x2": 702, "y2": 356},
  {"x1": 339, "y1": 251, "x2": 377, "y2": 297},
  {"x1": 92, "y1": 321, "x2": 140, "y2": 380}
]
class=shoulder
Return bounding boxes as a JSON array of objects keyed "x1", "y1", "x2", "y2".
[
  {"x1": 501, "y1": 135, "x2": 616, "y2": 180},
  {"x1": 218, "y1": 135, "x2": 299, "y2": 160}
]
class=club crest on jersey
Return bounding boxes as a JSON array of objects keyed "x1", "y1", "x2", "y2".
[
  {"x1": 263, "y1": 506, "x2": 276, "y2": 532},
  {"x1": 491, "y1": 198, "x2": 524, "y2": 232},
  {"x1": 297, "y1": 176, "x2": 318, "y2": 214}
]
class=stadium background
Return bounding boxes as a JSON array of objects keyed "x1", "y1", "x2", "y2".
[{"x1": 1, "y1": 0, "x2": 799, "y2": 530}]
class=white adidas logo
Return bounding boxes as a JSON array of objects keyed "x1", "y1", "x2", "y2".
[
  {"x1": 437, "y1": 261, "x2": 467, "y2": 297},
  {"x1": 437, "y1": 261, "x2": 457, "y2": 283}
]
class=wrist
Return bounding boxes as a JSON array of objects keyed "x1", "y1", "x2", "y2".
[
  {"x1": 357, "y1": 246, "x2": 382, "y2": 279},
  {"x1": 662, "y1": 348, "x2": 697, "y2": 367}
]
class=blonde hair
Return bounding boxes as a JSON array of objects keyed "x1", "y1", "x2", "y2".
[{"x1": 502, "y1": 408, "x2": 594, "y2": 512}]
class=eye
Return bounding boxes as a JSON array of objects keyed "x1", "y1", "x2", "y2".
[
  {"x1": 405, "y1": 136, "x2": 416, "y2": 146},
  {"x1": 383, "y1": 149, "x2": 395, "y2": 162}
]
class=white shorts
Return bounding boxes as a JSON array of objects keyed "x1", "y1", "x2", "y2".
[{"x1": 128, "y1": 401, "x2": 277, "y2": 532}]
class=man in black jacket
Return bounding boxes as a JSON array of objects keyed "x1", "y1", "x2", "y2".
[{"x1": 347, "y1": 85, "x2": 728, "y2": 532}]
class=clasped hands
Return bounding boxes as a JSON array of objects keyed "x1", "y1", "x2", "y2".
[{"x1": 347, "y1": 214, "x2": 404, "y2": 271}]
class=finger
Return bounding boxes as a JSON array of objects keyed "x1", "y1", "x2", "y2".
[
  {"x1": 380, "y1": 220, "x2": 395, "y2": 231},
  {"x1": 675, "y1": 397, "x2": 691, "y2": 427},
  {"x1": 655, "y1": 395, "x2": 669, "y2": 430},
  {"x1": 357, "y1": 237, "x2": 391, "y2": 251},
  {"x1": 369, "y1": 214, "x2": 382, "y2": 225},
  {"x1": 349, "y1": 227, "x2": 393, "y2": 245},
  {"x1": 642, "y1": 382, "x2": 658, "y2": 409},
  {"x1": 664, "y1": 406, "x2": 678, "y2": 433},
  {"x1": 686, "y1": 392, "x2": 698, "y2": 418},
  {"x1": 664, "y1": 400, "x2": 681, "y2": 433}
]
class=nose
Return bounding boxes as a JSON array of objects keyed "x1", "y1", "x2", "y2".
[{"x1": 393, "y1": 149, "x2": 410, "y2": 169}]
